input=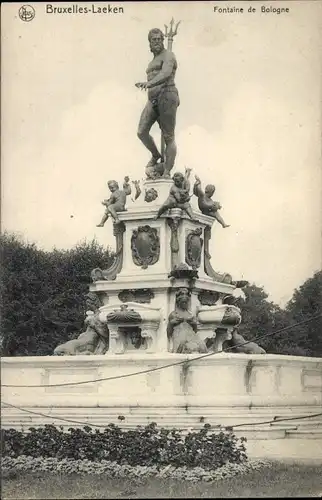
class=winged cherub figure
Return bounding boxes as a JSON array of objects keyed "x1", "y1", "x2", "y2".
[{"x1": 193, "y1": 175, "x2": 230, "y2": 228}]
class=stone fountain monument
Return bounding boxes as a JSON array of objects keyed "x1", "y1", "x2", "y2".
[
  {"x1": 4, "y1": 20, "x2": 321, "y2": 461},
  {"x1": 54, "y1": 20, "x2": 248, "y2": 358}
]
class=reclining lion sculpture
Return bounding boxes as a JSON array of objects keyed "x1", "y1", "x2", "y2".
[
  {"x1": 53, "y1": 311, "x2": 109, "y2": 356},
  {"x1": 229, "y1": 329, "x2": 266, "y2": 354}
]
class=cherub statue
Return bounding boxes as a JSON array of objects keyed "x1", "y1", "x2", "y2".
[
  {"x1": 193, "y1": 175, "x2": 230, "y2": 228},
  {"x1": 96, "y1": 176, "x2": 131, "y2": 226},
  {"x1": 154, "y1": 167, "x2": 195, "y2": 220},
  {"x1": 167, "y1": 288, "x2": 207, "y2": 354}
]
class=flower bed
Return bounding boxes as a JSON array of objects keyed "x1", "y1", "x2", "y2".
[
  {"x1": 2, "y1": 455, "x2": 273, "y2": 483},
  {"x1": 2, "y1": 423, "x2": 247, "y2": 470}
]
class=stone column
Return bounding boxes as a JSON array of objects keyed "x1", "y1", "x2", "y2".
[{"x1": 108, "y1": 326, "x2": 126, "y2": 354}]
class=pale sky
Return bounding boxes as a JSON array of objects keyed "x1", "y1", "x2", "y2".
[{"x1": 1, "y1": 1, "x2": 322, "y2": 306}]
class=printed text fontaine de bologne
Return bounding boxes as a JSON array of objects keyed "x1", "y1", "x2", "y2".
[
  {"x1": 46, "y1": 4, "x2": 124, "y2": 14},
  {"x1": 213, "y1": 5, "x2": 290, "y2": 14}
]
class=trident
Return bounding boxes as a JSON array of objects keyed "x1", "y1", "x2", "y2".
[
  {"x1": 160, "y1": 18, "x2": 181, "y2": 162},
  {"x1": 164, "y1": 18, "x2": 181, "y2": 52}
]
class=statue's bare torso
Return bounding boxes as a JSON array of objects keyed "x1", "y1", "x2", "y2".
[{"x1": 146, "y1": 49, "x2": 177, "y2": 101}]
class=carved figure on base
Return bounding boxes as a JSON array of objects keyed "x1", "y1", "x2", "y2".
[
  {"x1": 97, "y1": 177, "x2": 131, "y2": 226},
  {"x1": 53, "y1": 311, "x2": 109, "y2": 356},
  {"x1": 193, "y1": 175, "x2": 230, "y2": 228},
  {"x1": 154, "y1": 168, "x2": 195, "y2": 220},
  {"x1": 228, "y1": 329, "x2": 266, "y2": 354},
  {"x1": 167, "y1": 288, "x2": 207, "y2": 354}
]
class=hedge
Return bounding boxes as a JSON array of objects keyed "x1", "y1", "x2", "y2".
[{"x1": 2, "y1": 423, "x2": 247, "y2": 470}]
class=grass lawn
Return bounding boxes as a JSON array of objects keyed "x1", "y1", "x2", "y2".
[{"x1": 2, "y1": 462, "x2": 322, "y2": 499}]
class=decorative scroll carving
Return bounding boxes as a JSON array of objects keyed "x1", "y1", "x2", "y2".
[
  {"x1": 118, "y1": 289, "x2": 154, "y2": 304},
  {"x1": 91, "y1": 222, "x2": 125, "y2": 282},
  {"x1": 204, "y1": 226, "x2": 233, "y2": 283},
  {"x1": 106, "y1": 304, "x2": 142, "y2": 324},
  {"x1": 198, "y1": 290, "x2": 220, "y2": 306},
  {"x1": 185, "y1": 227, "x2": 203, "y2": 270},
  {"x1": 131, "y1": 225, "x2": 160, "y2": 269}
]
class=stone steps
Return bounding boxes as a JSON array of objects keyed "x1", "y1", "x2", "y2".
[
  {"x1": 2, "y1": 407, "x2": 322, "y2": 442},
  {"x1": 270, "y1": 422, "x2": 322, "y2": 430},
  {"x1": 285, "y1": 429, "x2": 322, "y2": 439}
]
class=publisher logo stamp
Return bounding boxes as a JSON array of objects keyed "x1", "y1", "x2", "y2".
[{"x1": 19, "y1": 5, "x2": 35, "y2": 22}]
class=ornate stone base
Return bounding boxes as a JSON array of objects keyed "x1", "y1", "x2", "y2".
[
  {"x1": 2, "y1": 354, "x2": 322, "y2": 460},
  {"x1": 89, "y1": 181, "x2": 239, "y2": 355}
]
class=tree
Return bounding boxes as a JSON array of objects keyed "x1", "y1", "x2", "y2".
[
  {"x1": 235, "y1": 284, "x2": 290, "y2": 353},
  {"x1": 0, "y1": 233, "x2": 114, "y2": 356},
  {"x1": 235, "y1": 274, "x2": 322, "y2": 356},
  {"x1": 285, "y1": 271, "x2": 322, "y2": 357}
]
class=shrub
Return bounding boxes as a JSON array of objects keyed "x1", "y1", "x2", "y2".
[{"x1": 2, "y1": 423, "x2": 247, "y2": 470}]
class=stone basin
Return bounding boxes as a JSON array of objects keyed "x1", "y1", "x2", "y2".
[{"x1": 197, "y1": 304, "x2": 241, "y2": 328}]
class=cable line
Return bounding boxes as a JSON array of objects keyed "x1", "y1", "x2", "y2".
[
  {"x1": 2, "y1": 314, "x2": 321, "y2": 388},
  {"x1": 2, "y1": 400, "x2": 322, "y2": 431}
]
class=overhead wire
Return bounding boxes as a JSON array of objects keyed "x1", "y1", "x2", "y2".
[{"x1": 2, "y1": 313, "x2": 321, "y2": 388}]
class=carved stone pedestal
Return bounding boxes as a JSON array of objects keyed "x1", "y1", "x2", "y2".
[
  {"x1": 100, "y1": 303, "x2": 161, "y2": 354},
  {"x1": 90, "y1": 177, "x2": 241, "y2": 355}
]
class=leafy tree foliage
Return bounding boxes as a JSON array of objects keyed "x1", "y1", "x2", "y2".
[
  {"x1": 284, "y1": 271, "x2": 322, "y2": 357},
  {"x1": 0, "y1": 232, "x2": 113, "y2": 356},
  {"x1": 235, "y1": 284, "x2": 291, "y2": 354},
  {"x1": 236, "y1": 273, "x2": 322, "y2": 356}
]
